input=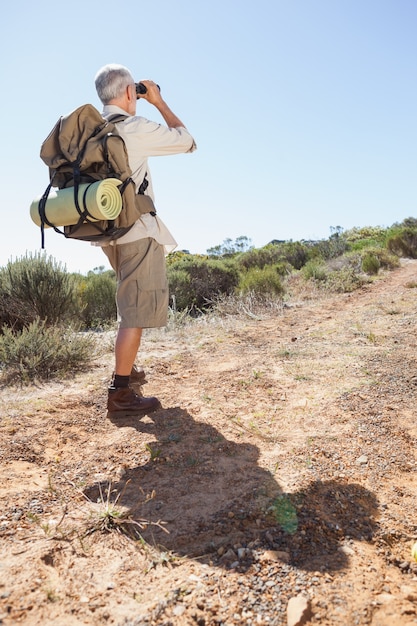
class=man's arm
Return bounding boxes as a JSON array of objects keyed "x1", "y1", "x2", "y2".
[{"x1": 138, "y1": 80, "x2": 188, "y2": 129}]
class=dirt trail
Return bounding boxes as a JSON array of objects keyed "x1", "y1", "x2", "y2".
[{"x1": 1, "y1": 260, "x2": 417, "y2": 625}]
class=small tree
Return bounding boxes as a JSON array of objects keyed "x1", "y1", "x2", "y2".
[
  {"x1": 77, "y1": 271, "x2": 117, "y2": 328},
  {"x1": 207, "y1": 236, "x2": 253, "y2": 257},
  {"x1": 0, "y1": 253, "x2": 79, "y2": 330}
]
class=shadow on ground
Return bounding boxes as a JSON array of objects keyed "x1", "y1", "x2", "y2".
[{"x1": 85, "y1": 407, "x2": 379, "y2": 572}]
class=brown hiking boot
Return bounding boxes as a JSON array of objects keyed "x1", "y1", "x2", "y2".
[{"x1": 107, "y1": 387, "x2": 161, "y2": 418}]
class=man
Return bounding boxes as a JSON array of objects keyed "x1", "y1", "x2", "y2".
[{"x1": 94, "y1": 64, "x2": 196, "y2": 418}]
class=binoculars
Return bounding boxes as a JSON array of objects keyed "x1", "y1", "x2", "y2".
[{"x1": 135, "y1": 82, "x2": 161, "y2": 96}]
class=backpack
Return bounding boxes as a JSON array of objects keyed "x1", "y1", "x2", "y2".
[{"x1": 35, "y1": 103, "x2": 156, "y2": 247}]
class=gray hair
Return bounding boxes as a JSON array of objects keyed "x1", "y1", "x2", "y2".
[{"x1": 94, "y1": 64, "x2": 134, "y2": 104}]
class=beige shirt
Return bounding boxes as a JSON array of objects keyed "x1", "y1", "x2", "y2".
[{"x1": 100, "y1": 104, "x2": 196, "y2": 252}]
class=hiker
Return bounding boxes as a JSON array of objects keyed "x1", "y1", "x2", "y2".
[{"x1": 94, "y1": 63, "x2": 196, "y2": 418}]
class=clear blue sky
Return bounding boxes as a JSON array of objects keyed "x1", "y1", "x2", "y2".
[{"x1": 1, "y1": 0, "x2": 416, "y2": 273}]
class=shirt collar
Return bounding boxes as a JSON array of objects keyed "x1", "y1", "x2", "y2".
[{"x1": 102, "y1": 104, "x2": 131, "y2": 118}]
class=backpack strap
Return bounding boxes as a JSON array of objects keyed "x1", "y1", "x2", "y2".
[
  {"x1": 37, "y1": 172, "x2": 71, "y2": 248},
  {"x1": 107, "y1": 113, "x2": 128, "y2": 124},
  {"x1": 106, "y1": 114, "x2": 155, "y2": 214}
]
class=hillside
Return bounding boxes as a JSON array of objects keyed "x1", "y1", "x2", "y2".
[{"x1": 1, "y1": 259, "x2": 417, "y2": 625}]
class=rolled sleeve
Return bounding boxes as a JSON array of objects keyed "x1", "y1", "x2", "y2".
[{"x1": 122, "y1": 117, "x2": 196, "y2": 156}]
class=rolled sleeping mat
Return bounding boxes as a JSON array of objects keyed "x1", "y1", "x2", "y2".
[{"x1": 30, "y1": 178, "x2": 123, "y2": 228}]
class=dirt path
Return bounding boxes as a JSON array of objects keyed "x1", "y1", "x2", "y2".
[{"x1": 1, "y1": 260, "x2": 417, "y2": 625}]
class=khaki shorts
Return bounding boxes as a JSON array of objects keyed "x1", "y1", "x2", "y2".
[{"x1": 102, "y1": 238, "x2": 168, "y2": 328}]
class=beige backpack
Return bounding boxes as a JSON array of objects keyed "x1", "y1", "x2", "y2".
[{"x1": 36, "y1": 104, "x2": 155, "y2": 246}]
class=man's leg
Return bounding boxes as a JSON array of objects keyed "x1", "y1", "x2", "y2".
[
  {"x1": 115, "y1": 327, "x2": 143, "y2": 376},
  {"x1": 103, "y1": 239, "x2": 165, "y2": 417},
  {"x1": 101, "y1": 245, "x2": 145, "y2": 386},
  {"x1": 108, "y1": 326, "x2": 161, "y2": 417}
]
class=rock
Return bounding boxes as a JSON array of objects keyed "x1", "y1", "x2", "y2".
[
  {"x1": 237, "y1": 547, "x2": 247, "y2": 559},
  {"x1": 374, "y1": 592, "x2": 395, "y2": 604},
  {"x1": 401, "y1": 585, "x2": 417, "y2": 601},
  {"x1": 260, "y1": 549, "x2": 290, "y2": 563},
  {"x1": 356, "y1": 455, "x2": 369, "y2": 465},
  {"x1": 173, "y1": 605, "x2": 185, "y2": 616},
  {"x1": 220, "y1": 549, "x2": 237, "y2": 563},
  {"x1": 287, "y1": 594, "x2": 312, "y2": 626}
]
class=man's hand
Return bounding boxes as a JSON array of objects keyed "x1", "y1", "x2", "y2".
[
  {"x1": 137, "y1": 80, "x2": 187, "y2": 129},
  {"x1": 137, "y1": 80, "x2": 162, "y2": 105}
]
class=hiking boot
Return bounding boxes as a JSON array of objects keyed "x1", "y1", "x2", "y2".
[{"x1": 107, "y1": 387, "x2": 161, "y2": 418}]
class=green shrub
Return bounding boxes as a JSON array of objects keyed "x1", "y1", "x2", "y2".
[
  {"x1": 308, "y1": 235, "x2": 349, "y2": 261},
  {"x1": 276, "y1": 241, "x2": 310, "y2": 269},
  {"x1": 0, "y1": 318, "x2": 96, "y2": 383},
  {"x1": 78, "y1": 272, "x2": 117, "y2": 328},
  {"x1": 397, "y1": 217, "x2": 417, "y2": 229},
  {"x1": 344, "y1": 226, "x2": 388, "y2": 250},
  {"x1": 274, "y1": 261, "x2": 293, "y2": 276},
  {"x1": 361, "y1": 253, "x2": 380, "y2": 275},
  {"x1": 166, "y1": 268, "x2": 192, "y2": 311},
  {"x1": 238, "y1": 241, "x2": 308, "y2": 271},
  {"x1": 387, "y1": 228, "x2": 417, "y2": 258},
  {"x1": 325, "y1": 267, "x2": 367, "y2": 293},
  {"x1": 301, "y1": 260, "x2": 328, "y2": 281},
  {"x1": 0, "y1": 253, "x2": 79, "y2": 330},
  {"x1": 168, "y1": 257, "x2": 239, "y2": 312},
  {"x1": 238, "y1": 266, "x2": 285, "y2": 297},
  {"x1": 348, "y1": 238, "x2": 383, "y2": 252},
  {"x1": 302, "y1": 254, "x2": 367, "y2": 293},
  {"x1": 360, "y1": 248, "x2": 399, "y2": 275},
  {"x1": 238, "y1": 245, "x2": 282, "y2": 270},
  {"x1": 166, "y1": 250, "x2": 201, "y2": 267}
]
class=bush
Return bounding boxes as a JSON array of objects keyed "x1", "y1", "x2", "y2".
[
  {"x1": 238, "y1": 266, "x2": 285, "y2": 297},
  {"x1": 168, "y1": 257, "x2": 240, "y2": 312},
  {"x1": 166, "y1": 250, "x2": 198, "y2": 267},
  {"x1": 397, "y1": 217, "x2": 417, "y2": 229},
  {"x1": 275, "y1": 241, "x2": 310, "y2": 269},
  {"x1": 238, "y1": 245, "x2": 282, "y2": 271},
  {"x1": 344, "y1": 226, "x2": 388, "y2": 250},
  {"x1": 77, "y1": 271, "x2": 117, "y2": 328},
  {"x1": 0, "y1": 253, "x2": 79, "y2": 330},
  {"x1": 325, "y1": 267, "x2": 367, "y2": 293},
  {"x1": 361, "y1": 253, "x2": 380, "y2": 275},
  {"x1": 308, "y1": 235, "x2": 349, "y2": 261},
  {"x1": 0, "y1": 318, "x2": 96, "y2": 383},
  {"x1": 361, "y1": 248, "x2": 399, "y2": 275},
  {"x1": 387, "y1": 228, "x2": 417, "y2": 258},
  {"x1": 238, "y1": 241, "x2": 308, "y2": 271},
  {"x1": 301, "y1": 260, "x2": 328, "y2": 282},
  {"x1": 166, "y1": 267, "x2": 192, "y2": 311},
  {"x1": 301, "y1": 254, "x2": 368, "y2": 293}
]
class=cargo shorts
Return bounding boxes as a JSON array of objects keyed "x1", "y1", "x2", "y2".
[{"x1": 102, "y1": 238, "x2": 168, "y2": 328}]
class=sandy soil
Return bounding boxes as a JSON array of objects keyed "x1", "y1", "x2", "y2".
[{"x1": 1, "y1": 259, "x2": 417, "y2": 625}]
